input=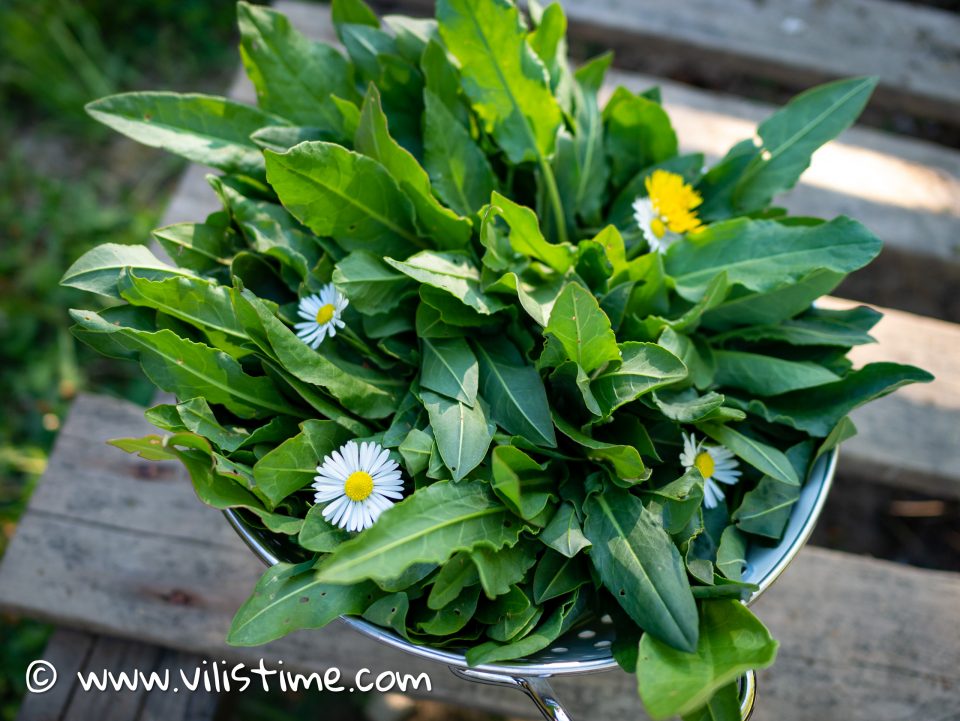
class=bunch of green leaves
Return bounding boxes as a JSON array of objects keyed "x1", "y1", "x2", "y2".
[{"x1": 63, "y1": 0, "x2": 932, "y2": 718}]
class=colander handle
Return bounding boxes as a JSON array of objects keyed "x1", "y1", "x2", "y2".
[
  {"x1": 450, "y1": 668, "x2": 571, "y2": 721},
  {"x1": 451, "y1": 667, "x2": 757, "y2": 721}
]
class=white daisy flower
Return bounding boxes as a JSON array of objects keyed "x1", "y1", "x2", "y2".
[
  {"x1": 313, "y1": 440, "x2": 404, "y2": 532},
  {"x1": 679, "y1": 431, "x2": 742, "y2": 510},
  {"x1": 295, "y1": 283, "x2": 348, "y2": 349}
]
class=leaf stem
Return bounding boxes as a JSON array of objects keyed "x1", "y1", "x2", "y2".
[{"x1": 538, "y1": 155, "x2": 569, "y2": 246}]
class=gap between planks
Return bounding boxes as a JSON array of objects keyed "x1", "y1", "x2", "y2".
[{"x1": 0, "y1": 499, "x2": 958, "y2": 720}]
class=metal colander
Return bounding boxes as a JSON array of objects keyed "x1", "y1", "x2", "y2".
[{"x1": 225, "y1": 450, "x2": 836, "y2": 720}]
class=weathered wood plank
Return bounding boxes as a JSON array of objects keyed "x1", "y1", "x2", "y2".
[
  {"x1": 60, "y1": 636, "x2": 162, "y2": 721},
  {"x1": 139, "y1": 646, "x2": 219, "y2": 721},
  {"x1": 376, "y1": 0, "x2": 960, "y2": 125},
  {"x1": 826, "y1": 298, "x2": 960, "y2": 498},
  {"x1": 17, "y1": 631, "x2": 220, "y2": 721},
  {"x1": 270, "y1": 0, "x2": 960, "y2": 321},
  {"x1": 1, "y1": 483, "x2": 958, "y2": 720},
  {"x1": 15, "y1": 629, "x2": 95, "y2": 721}
]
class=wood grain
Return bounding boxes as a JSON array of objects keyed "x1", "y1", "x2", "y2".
[
  {"x1": 2, "y1": 394, "x2": 959, "y2": 720},
  {"x1": 15, "y1": 630, "x2": 218, "y2": 721}
]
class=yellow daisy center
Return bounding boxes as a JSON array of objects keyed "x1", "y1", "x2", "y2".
[
  {"x1": 344, "y1": 470, "x2": 374, "y2": 501},
  {"x1": 694, "y1": 451, "x2": 715, "y2": 480},
  {"x1": 645, "y1": 169, "x2": 704, "y2": 235},
  {"x1": 315, "y1": 303, "x2": 336, "y2": 325},
  {"x1": 650, "y1": 217, "x2": 667, "y2": 238}
]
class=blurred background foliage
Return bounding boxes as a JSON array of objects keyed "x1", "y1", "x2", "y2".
[{"x1": 0, "y1": 1, "x2": 237, "y2": 718}]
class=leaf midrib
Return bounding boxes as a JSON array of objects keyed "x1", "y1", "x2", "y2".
[
  {"x1": 321, "y1": 503, "x2": 506, "y2": 579},
  {"x1": 423, "y1": 338, "x2": 473, "y2": 403},
  {"x1": 121, "y1": 326, "x2": 293, "y2": 417},
  {"x1": 92, "y1": 97, "x2": 264, "y2": 149},
  {"x1": 738, "y1": 78, "x2": 870, "y2": 188},
  {"x1": 475, "y1": 344, "x2": 552, "y2": 445},
  {"x1": 594, "y1": 494, "x2": 689, "y2": 641},
  {"x1": 275, "y1": 160, "x2": 421, "y2": 245},
  {"x1": 460, "y1": 0, "x2": 545, "y2": 165},
  {"x1": 674, "y1": 231, "x2": 874, "y2": 288}
]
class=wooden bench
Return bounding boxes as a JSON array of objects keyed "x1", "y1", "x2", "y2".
[{"x1": 3, "y1": 1, "x2": 960, "y2": 719}]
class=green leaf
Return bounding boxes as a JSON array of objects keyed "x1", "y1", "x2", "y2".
[
  {"x1": 250, "y1": 125, "x2": 341, "y2": 152},
  {"x1": 86, "y1": 92, "x2": 286, "y2": 175},
  {"x1": 299, "y1": 503, "x2": 350, "y2": 552},
  {"x1": 533, "y1": 549, "x2": 588, "y2": 603},
  {"x1": 69, "y1": 309, "x2": 295, "y2": 419},
  {"x1": 732, "y1": 476, "x2": 800, "y2": 540},
  {"x1": 237, "y1": 2, "x2": 358, "y2": 134},
  {"x1": 316, "y1": 480, "x2": 521, "y2": 584},
  {"x1": 236, "y1": 291, "x2": 405, "y2": 419},
  {"x1": 591, "y1": 342, "x2": 688, "y2": 416},
  {"x1": 715, "y1": 526, "x2": 747, "y2": 581},
  {"x1": 584, "y1": 487, "x2": 698, "y2": 652},
  {"x1": 62, "y1": 243, "x2": 197, "y2": 299},
  {"x1": 152, "y1": 218, "x2": 235, "y2": 273},
  {"x1": 545, "y1": 282, "x2": 620, "y2": 373},
  {"x1": 428, "y1": 551, "x2": 480, "y2": 610},
  {"x1": 253, "y1": 420, "x2": 353, "y2": 507},
  {"x1": 603, "y1": 86, "x2": 678, "y2": 188},
  {"x1": 540, "y1": 502, "x2": 591, "y2": 557},
  {"x1": 666, "y1": 217, "x2": 881, "y2": 302},
  {"x1": 332, "y1": 250, "x2": 414, "y2": 315},
  {"x1": 714, "y1": 350, "x2": 841, "y2": 396},
  {"x1": 740, "y1": 362, "x2": 933, "y2": 437},
  {"x1": 644, "y1": 469, "x2": 704, "y2": 535},
  {"x1": 713, "y1": 305, "x2": 880, "y2": 347},
  {"x1": 228, "y1": 561, "x2": 378, "y2": 646},
  {"x1": 485, "y1": 268, "x2": 566, "y2": 328},
  {"x1": 355, "y1": 86, "x2": 472, "y2": 249},
  {"x1": 470, "y1": 541, "x2": 537, "y2": 598},
  {"x1": 175, "y1": 397, "x2": 247, "y2": 452},
  {"x1": 398, "y1": 427, "x2": 434, "y2": 476},
  {"x1": 700, "y1": 424, "x2": 800, "y2": 486},
  {"x1": 264, "y1": 142, "x2": 424, "y2": 257},
  {"x1": 422, "y1": 89, "x2": 496, "y2": 216},
  {"x1": 416, "y1": 585, "x2": 481, "y2": 636},
  {"x1": 421, "y1": 390, "x2": 494, "y2": 481},
  {"x1": 385, "y1": 251, "x2": 507, "y2": 315},
  {"x1": 420, "y1": 286, "x2": 499, "y2": 328},
  {"x1": 490, "y1": 192, "x2": 575, "y2": 273},
  {"x1": 420, "y1": 337, "x2": 479, "y2": 405},
  {"x1": 474, "y1": 339, "x2": 556, "y2": 448},
  {"x1": 553, "y1": 413, "x2": 647, "y2": 481},
  {"x1": 681, "y1": 682, "x2": 742, "y2": 721},
  {"x1": 636, "y1": 600, "x2": 778, "y2": 719},
  {"x1": 210, "y1": 179, "x2": 322, "y2": 282},
  {"x1": 332, "y1": 0, "x2": 379, "y2": 27},
  {"x1": 554, "y1": 54, "x2": 611, "y2": 227},
  {"x1": 437, "y1": 0, "x2": 562, "y2": 165},
  {"x1": 490, "y1": 445, "x2": 557, "y2": 521},
  {"x1": 702, "y1": 269, "x2": 844, "y2": 332},
  {"x1": 466, "y1": 590, "x2": 586, "y2": 665},
  {"x1": 733, "y1": 77, "x2": 877, "y2": 212},
  {"x1": 118, "y1": 271, "x2": 250, "y2": 353}
]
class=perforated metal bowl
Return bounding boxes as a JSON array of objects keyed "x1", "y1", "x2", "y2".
[{"x1": 225, "y1": 449, "x2": 837, "y2": 720}]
